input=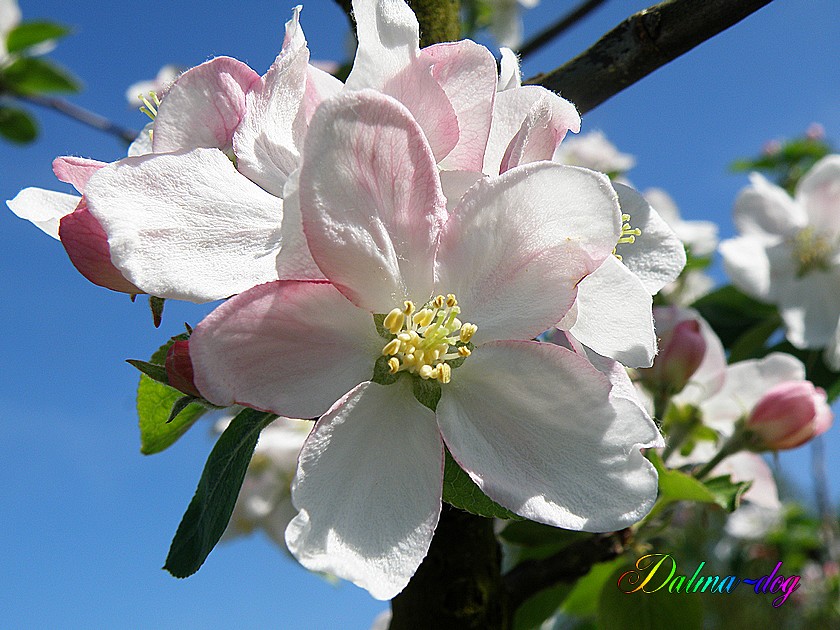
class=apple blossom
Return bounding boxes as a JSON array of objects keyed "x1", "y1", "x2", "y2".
[
  {"x1": 553, "y1": 130, "x2": 636, "y2": 177},
  {"x1": 189, "y1": 89, "x2": 663, "y2": 600},
  {"x1": 719, "y1": 155, "x2": 840, "y2": 368},
  {"x1": 124, "y1": 64, "x2": 182, "y2": 107}
]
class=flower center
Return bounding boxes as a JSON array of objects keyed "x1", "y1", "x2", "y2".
[
  {"x1": 791, "y1": 227, "x2": 835, "y2": 277},
  {"x1": 138, "y1": 91, "x2": 161, "y2": 121},
  {"x1": 379, "y1": 294, "x2": 476, "y2": 384},
  {"x1": 613, "y1": 213, "x2": 642, "y2": 261}
]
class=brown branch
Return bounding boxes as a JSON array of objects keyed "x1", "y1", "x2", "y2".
[
  {"x1": 527, "y1": 0, "x2": 774, "y2": 114},
  {"x1": 503, "y1": 529, "x2": 630, "y2": 611},
  {"x1": 11, "y1": 91, "x2": 139, "y2": 144},
  {"x1": 518, "y1": 0, "x2": 608, "y2": 60}
]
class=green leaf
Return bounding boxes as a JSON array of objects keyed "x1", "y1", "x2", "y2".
[
  {"x1": 0, "y1": 106, "x2": 37, "y2": 143},
  {"x1": 167, "y1": 395, "x2": 202, "y2": 424},
  {"x1": 691, "y1": 285, "x2": 777, "y2": 349},
  {"x1": 5, "y1": 21, "x2": 71, "y2": 54},
  {"x1": 2, "y1": 57, "x2": 81, "y2": 94},
  {"x1": 727, "y1": 313, "x2": 782, "y2": 362},
  {"x1": 164, "y1": 407, "x2": 275, "y2": 578},
  {"x1": 512, "y1": 583, "x2": 573, "y2": 630},
  {"x1": 562, "y1": 557, "x2": 627, "y2": 618},
  {"x1": 137, "y1": 334, "x2": 205, "y2": 455},
  {"x1": 597, "y1": 566, "x2": 702, "y2": 630},
  {"x1": 703, "y1": 474, "x2": 752, "y2": 513},
  {"x1": 442, "y1": 450, "x2": 521, "y2": 520},
  {"x1": 412, "y1": 376, "x2": 441, "y2": 411},
  {"x1": 645, "y1": 452, "x2": 716, "y2": 520},
  {"x1": 500, "y1": 519, "x2": 590, "y2": 549},
  {"x1": 126, "y1": 358, "x2": 169, "y2": 384}
]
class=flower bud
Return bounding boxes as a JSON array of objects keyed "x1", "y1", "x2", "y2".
[
  {"x1": 746, "y1": 381, "x2": 833, "y2": 450},
  {"x1": 643, "y1": 319, "x2": 707, "y2": 394},
  {"x1": 165, "y1": 340, "x2": 201, "y2": 398}
]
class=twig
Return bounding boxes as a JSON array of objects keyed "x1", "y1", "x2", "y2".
[
  {"x1": 11, "y1": 91, "x2": 138, "y2": 144},
  {"x1": 518, "y1": 0, "x2": 608, "y2": 60},
  {"x1": 503, "y1": 529, "x2": 630, "y2": 611},
  {"x1": 527, "y1": 0, "x2": 774, "y2": 114}
]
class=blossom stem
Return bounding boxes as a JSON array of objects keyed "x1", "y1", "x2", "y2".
[
  {"x1": 9, "y1": 91, "x2": 139, "y2": 144},
  {"x1": 694, "y1": 428, "x2": 751, "y2": 480},
  {"x1": 528, "y1": 0, "x2": 774, "y2": 114},
  {"x1": 517, "y1": 0, "x2": 608, "y2": 60}
]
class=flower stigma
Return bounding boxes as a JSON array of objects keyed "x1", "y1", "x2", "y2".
[
  {"x1": 380, "y1": 294, "x2": 476, "y2": 384},
  {"x1": 613, "y1": 213, "x2": 642, "y2": 261},
  {"x1": 138, "y1": 91, "x2": 161, "y2": 121},
  {"x1": 790, "y1": 227, "x2": 835, "y2": 277}
]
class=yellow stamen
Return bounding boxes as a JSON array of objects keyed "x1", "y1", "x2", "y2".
[
  {"x1": 383, "y1": 308, "x2": 405, "y2": 334},
  {"x1": 387, "y1": 357, "x2": 400, "y2": 374},
  {"x1": 459, "y1": 323, "x2": 477, "y2": 343},
  {"x1": 458, "y1": 346, "x2": 471, "y2": 358},
  {"x1": 382, "y1": 339, "x2": 401, "y2": 356}
]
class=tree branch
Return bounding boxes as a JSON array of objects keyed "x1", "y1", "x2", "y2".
[
  {"x1": 518, "y1": 0, "x2": 608, "y2": 60},
  {"x1": 528, "y1": 0, "x2": 774, "y2": 114},
  {"x1": 11, "y1": 91, "x2": 138, "y2": 144},
  {"x1": 503, "y1": 530, "x2": 630, "y2": 611}
]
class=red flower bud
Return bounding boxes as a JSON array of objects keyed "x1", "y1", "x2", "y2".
[
  {"x1": 746, "y1": 381, "x2": 833, "y2": 450},
  {"x1": 165, "y1": 340, "x2": 201, "y2": 398}
]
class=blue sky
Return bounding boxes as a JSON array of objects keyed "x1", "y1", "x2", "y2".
[{"x1": 1, "y1": 1, "x2": 838, "y2": 627}]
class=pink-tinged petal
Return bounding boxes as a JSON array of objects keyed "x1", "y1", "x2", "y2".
[
  {"x1": 421, "y1": 41, "x2": 498, "y2": 171},
  {"x1": 152, "y1": 57, "x2": 260, "y2": 153},
  {"x1": 345, "y1": 0, "x2": 419, "y2": 91},
  {"x1": 612, "y1": 183, "x2": 686, "y2": 294},
  {"x1": 438, "y1": 341, "x2": 661, "y2": 531},
  {"x1": 436, "y1": 162, "x2": 620, "y2": 342},
  {"x1": 734, "y1": 173, "x2": 806, "y2": 239},
  {"x1": 796, "y1": 155, "x2": 840, "y2": 235},
  {"x1": 7, "y1": 187, "x2": 80, "y2": 239},
  {"x1": 485, "y1": 86, "x2": 580, "y2": 176},
  {"x1": 286, "y1": 379, "x2": 442, "y2": 600},
  {"x1": 274, "y1": 169, "x2": 326, "y2": 281},
  {"x1": 383, "y1": 58, "x2": 459, "y2": 163},
  {"x1": 566, "y1": 255, "x2": 656, "y2": 368},
  {"x1": 59, "y1": 199, "x2": 141, "y2": 294},
  {"x1": 233, "y1": 7, "x2": 310, "y2": 197},
  {"x1": 499, "y1": 92, "x2": 580, "y2": 173},
  {"x1": 299, "y1": 90, "x2": 446, "y2": 312},
  {"x1": 439, "y1": 170, "x2": 484, "y2": 211},
  {"x1": 84, "y1": 148, "x2": 284, "y2": 302},
  {"x1": 52, "y1": 156, "x2": 106, "y2": 194},
  {"x1": 300, "y1": 64, "x2": 343, "y2": 125},
  {"x1": 700, "y1": 353, "x2": 805, "y2": 435},
  {"x1": 714, "y1": 452, "x2": 780, "y2": 510},
  {"x1": 190, "y1": 280, "x2": 383, "y2": 418}
]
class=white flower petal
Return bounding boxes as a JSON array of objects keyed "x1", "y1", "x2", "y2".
[
  {"x1": 796, "y1": 154, "x2": 840, "y2": 235},
  {"x1": 612, "y1": 183, "x2": 686, "y2": 294},
  {"x1": 274, "y1": 169, "x2": 325, "y2": 281},
  {"x1": 7, "y1": 187, "x2": 80, "y2": 239},
  {"x1": 84, "y1": 148, "x2": 284, "y2": 302},
  {"x1": 191, "y1": 280, "x2": 383, "y2": 418},
  {"x1": 567, "y1": 255, "x2": 656, "y2": 368},
  {"x1": 346, "y1": 0, "x2": 419, "y2": 91},
  {"x1": 733, "y1": 172, "x2": 805, "y2": 239},
  {"x1": 777, "y1": 269, "x2": 840, "y2": 349},
  {"x1": 299, "y1": 90, "x2": 446, "y2": 312},
  {"x1": 497, "y1": 48, "x2": 521, "y2": 91},
  {"x1": 437, "y1": 163, "x2": 620, "y2": 342},
  {"x1": 286, "y1": 380, "x2": 442, "y2": 601},
  {"x1": 437, "y1": 341, "x2": 661, "y2": 531},
  {"x1": 719, "y1": 235, "x2": 776, "y2": 301},
  {"x1": 233, "y1": 7, "x2": 310, "y2": 197}
]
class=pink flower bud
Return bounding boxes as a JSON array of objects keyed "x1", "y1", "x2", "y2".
[
  {"x1": 644, "y1": 319, "x2": 707, "y2": 394},
  {"x1": 746, "y1": 381, "x2": 833, "y2": 450},
  {"x1": 165, "y1": 340, "x2": 201, "y2": 398}
]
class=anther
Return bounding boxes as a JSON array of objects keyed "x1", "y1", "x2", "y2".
[
  {"x1": 413, "y1": 309, "x2": 434, "y2": 328},
  {"x1": 460, "y1": 323, "x2": 477, "y2": 343},
  {"x1": 432, "y1": 295, "x2": 445, "y2": 309},
  {"x1": 419, "y1": 365, "x2": 434, "y2": 380},
  {"x1": 458, "y1": 346, "x2": 471, "y2": 357},
  {"x1": 437, "y1": 363, "x2": 451, "y2": 384},
  {"x1": 387, "y1": 357, "x2": 400, "y2": 374},
  {"x1": 382, "y1": 339, "x2": 401, "y2": 356},
  {"x1": 446, "y1": 294, "x2": 458, "y2": 307},
  {"x1": 384, "y1": 309, "x2": 405, "y2": 334},
  {"x1": 403, "y1": 300, "x2": 416, "y2": 316}
]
